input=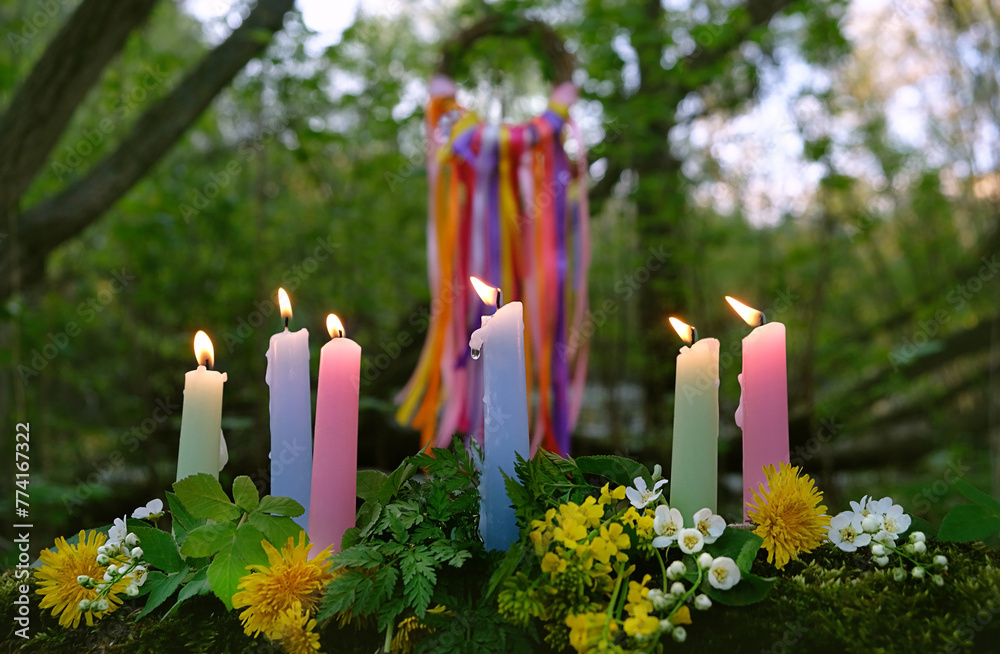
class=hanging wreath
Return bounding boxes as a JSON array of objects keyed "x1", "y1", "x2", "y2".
[{"x1": 396, "y1": 15, "x2": 591, "y2": 457}]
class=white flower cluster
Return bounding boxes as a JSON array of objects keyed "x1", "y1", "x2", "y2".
[
  {"x1": 77, "y1": 506, "x2": 156, "y2": 612},
  {"x1": 828, "y1": 496, "x2": 947, "y2": 584},
  {"x1": 651, "y1": 506, "x2": 726, "y2": 553},
  {"x1": 828, "y1": 495, "x2": 911, "y2": 553},
  {"x1": 645, "y1": 554, "x2": 740, "y2": 643}
]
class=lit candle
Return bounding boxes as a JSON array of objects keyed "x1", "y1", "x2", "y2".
[
  {"x1": 309, "y1": 314, "x2": 361, "y2": 554},
  {"x1": 176, "y1": 331, "x2": 227, "y2": 481},
  {"x1": 667, "y1": 317, "x2": 719, "y2": 520},
  {"x1": 469, "y1": 277, "x2": 530, "y2": 551},
  {"x1": 265, "y1": 288, "x2": 313, "y2": 528},
  {"x1": 726, "y1": 296, "x2": 789, "y2": 521}
]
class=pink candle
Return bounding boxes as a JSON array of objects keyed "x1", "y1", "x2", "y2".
[
  {"x1": 727, "y1": 296, "x2": 789, "y2": 521},
  {"x1": 308, "y1": 314, "x2": 361, "y2": 554}
]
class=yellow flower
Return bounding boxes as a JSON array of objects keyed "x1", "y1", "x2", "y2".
[
  {"x1": 671, "y1": 605, "x2": 692, "y2": 625},
  {"x1": 541, "y1": 551, "x2": 568, "y2": 574},
  {"x1": 623, "y1": 611, "x2": 659, "y2": 638},
  {"x1": 578, "y1": 496, "x2": 605, "y2": 528},
  {"x1": 232, "y1": 531, "x2": 334, "y2": 637},
  {"x1": 565, "y1": 611, "x2": 615, "y2": 653},
  {"x1": 746, "y1": 462, "x2": 830, "y2": 570},
  {"x1": 35, "y1": 530, "x2": 125, "y2": 628},
  {"x1": 599, "y1": 483, "x2": 627, "y2": 506},
  {"x1": 271, "y1": 603, "x2": 322, "y2": 654}
]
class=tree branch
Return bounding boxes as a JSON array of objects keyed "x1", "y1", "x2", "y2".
[
  {"x1": 1, "y1": 0, "x2": 296, "y2": 299},
  {"x1": 0, "y1": 0, "x2": 159, "y2": 203}
]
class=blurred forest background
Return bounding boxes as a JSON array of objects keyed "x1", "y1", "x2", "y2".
[{"x1": 2, "y1": 0, "x2": 999, "y2": 566}]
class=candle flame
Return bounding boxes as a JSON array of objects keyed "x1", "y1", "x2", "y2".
[
  {"x1": 668, "y1": 317, "x2": 695, "y2": 344},
  {"x1": 725, "y1": 296, "x2": 764, "y2": 327},
  {"x1": 470, "y1": 276, "x2": 498, "y2": 307},
  {"x1": 278, "y1": 288, "x2": 292, "y2": 321},
  {"x1": 194, "y1": 330, "x2": 214, "y2": 368},
  {"x1": 326, "y1": 314, "x2": 345, "y2": 339}
]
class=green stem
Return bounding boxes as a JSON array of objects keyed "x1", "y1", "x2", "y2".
[
  {"x1": 656, "y1": 547, "x2": 669, "y2": 590},
  {"x1": 383, "y1": 620, "x2": 394, "y2": 653},
  {"x1": 603, "y1": 561, "x2": 626, "y2": 640}
]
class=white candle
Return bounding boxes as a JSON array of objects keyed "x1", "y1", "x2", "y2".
[
  {"x1": 469, "y1": 277, "x2": 530, "y2": 551},
  {"x1": 309, "y1": 314, "x2": 361, "y2": 554},
  {"x1": 265, "y1": 289, "x2": 313, "y2": 528},
  {"x1": 176, "y1": 331, "x2": 227, "y2": 481}
]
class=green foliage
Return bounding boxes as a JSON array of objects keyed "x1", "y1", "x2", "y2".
[
  {"x1": 171, "y1": 474, "x2": 301, "y2": 610},
  {"x1": 940, "y1": 480, "x2": 1000, "y2": 542},
  {"x1": 320, "y1": 441, "x2": 488, "y2": 637}
]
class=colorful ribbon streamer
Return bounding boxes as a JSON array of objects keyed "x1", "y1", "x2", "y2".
[{"x1": 396, "y1": 75, "x2": 590, "y2": 457}]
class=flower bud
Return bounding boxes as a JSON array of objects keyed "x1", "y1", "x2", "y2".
[
  {"x1": 126, "y1": 584, "x2": 140, "y2": 597},
  {"x1": 659, "y1": 619, "x2": 673, "y2": 632},
  {"x1": 892, "y1": 567, "x2": 907, "y2": 582},
  {"x1": 97, "y1": 545, "x2": 108, "y2": 556},
  {"x1": 77, "y1": 575, "x2": 91, "y2": 587},
  {"x1": 933, "y1": 555, "x2": 948, "y2": 569},
  {"x1": 107, "y1": 564, "x2": 118, "y2": 576},
  {"x1": 670, "y1": 581, "x2": 685, "y2": 597},
  {"x1": 910, "y1": 531, "x2": 926, "y2": 543},
  {"x1": 96, "y1": 554, "x2": 110, "y2": 566},
  {"x1": 694, "y1": 594, "x2": 712, "y2": 611},
  {"x1": 931, "y1": 574, "x2": 944, "y2": 586},
  {"x1": 913, "y1": 541, "x2": 926, "y2": 554},
  {"x1": 903, "y1": 544, "x2": 915, "y2": 555},
  {"x1": 78, "y1": 599, "x2": 91, "y2": 612},
  {"x1": 697, "y1": 553, "x2": 713, "y2": 570},
  {"x1": 672, "y1": 626, "x2": 687, "y2": 643},
  {"x1": 94, "y1": 599, "x2": 110, "y2": 612},
  {"x1": 871, "y1": 544, "x2": 885, "y2": 557},
  {"x1": 131, "y1": 547, "x2": 144, "y2": 559},
  {"x1": 912, "y1": 566, "x2": 926, "y2": 580},
  {"x1": 861, "y1": 515, "x2": 880, "y2": 533},
  {"x1": 125, "y1": 533, "x2": 139, "y2": 547},
  {"x1": 875, "y1": 556, "x2": 889, "y2": 567},
  {"x1": 667, "y1": 560, "x2": 687, "y2": 580},
  {"x1": 103, "y1": 571, "x2": 114, "y2": 582}
]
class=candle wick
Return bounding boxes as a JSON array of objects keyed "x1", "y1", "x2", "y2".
[
  {"x1": 496, "y1": 288, "x2": 503, "y2": 310},
  {"x1": 690, "y1": 326, "x2": 698, "y2": 343},
  {"x1": 204, "y1": 358, "x2": 212, "y2": 370},
  {"x1": 284, "y1": 317, "x2": 289, "y2": 329},
  {"x1": 759, "y1": 313, "x2": 767, "y2": 327}
]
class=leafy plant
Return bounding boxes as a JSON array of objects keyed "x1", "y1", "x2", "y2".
[
  {"x1": 136, "y1": 474, "x2": 304, "y2": 618},
  {"x1": 319, "y1": 442, "x2": 490, "y2": 647}
]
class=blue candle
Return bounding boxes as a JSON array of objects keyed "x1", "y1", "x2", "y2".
[
  {"x1": 265, "y1": 288, "x2": 313, "y2": 528},
  {"x1": 469, "y1": 278, "x2": 530, "y2": 551}
]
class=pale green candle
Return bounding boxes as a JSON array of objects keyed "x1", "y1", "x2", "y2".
[
  {"x1": 668, "y1": 318, "x2": 720, "y2": 522},
  {"x1": 176, "y1": 331, "x2": 227, "y2": 482}
]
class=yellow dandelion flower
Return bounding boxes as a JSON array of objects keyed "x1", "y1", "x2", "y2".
[
  {"x1": 35, "y1": 530, "x2": 125, "y2": 628},
  {"x1": 232, "y1": 531, "x2": 334, "y2": 637},
  {"x1": 746, "y1": 462, "x2": 830, "y2": 570},
  {"x1": 271, "y1": 603, "x2": 323, "y2": 654}
]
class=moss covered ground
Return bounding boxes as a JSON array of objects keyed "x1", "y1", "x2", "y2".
[{"x1": 2, "y1": 541, "x2": 999, "y2": 653}]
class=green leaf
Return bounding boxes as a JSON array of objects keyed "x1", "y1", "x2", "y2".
[
  {"x1": 704, "y1": 571, "x2": 775, "y2": 606},
  {"x1": 339, "y1": 527, "x2": 362, "y2": 551},
  {"x1": 127, "y1": 520, "x2": 185, "y2": 574},
  {"x1": 706, "y1": 527, "x2": 764, "y2": 572},
  {"x1": 164, "y1": 567, "x2": 211, "y2": 619},
  {"x1": 378, "y1": 458, "x2": 421, "y2": 505},
  {"x1": 248, "y1": 511, "x2": 303, "y2": 549},
  {"x1": 165, "y1": 491, "x2": 205, "y2": 547},
  {"x1": 953, "y1": 479, "x2": 1000, "y2": 514},
  {"x1": 181, "y1": 522, "x2": 238, "y2": 558},
  {"x1": 234, "y1": 523, "x2": 269, "y2": 568},
  {"x1": 232, "y1": 476, "x2": 260, "y2": 512},
  {"x1": 205, "y1": 523, "x2": 269, "y2": 610},
  {"x1": 355, "y1": 501, "x2": 382, "y2": 538},
  {"x1": 173, "y1": 473, "x2": 241, "y2": 523},
  {"x1": 332, "y1": 545, "x2": 384, "y2": 569},
  {"x1": 357, "y1": 469, "x2": 389, "y2": 502},
  {"x1": 257, "y1": 495, "x2": 305, "y2": 517},
  {"x1": 135, "y1": 568, "x2": 188, "y2": 620},
  {"x1": 939, "y1": 504, "x2": 1000, "y2": 542},
  {"x1": 575, "y1": 455, "x2": 651, "y2": 489}
]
